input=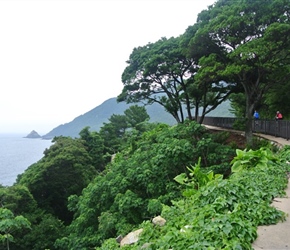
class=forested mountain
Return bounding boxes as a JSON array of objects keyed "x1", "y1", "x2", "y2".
[{"x1": 42, "y1": 97, "x2": 232, "y2": 139}]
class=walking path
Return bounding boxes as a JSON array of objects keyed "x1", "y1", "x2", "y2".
[
  {"x1": 252, "y1": 183, "x2": 290, "y2": 250},
  {"x1": 204, "y1": 125, "x2": 290, "y2": 250},
  {"x1": 251, "y1": 132, "x2": 290, "y2": 250},
  {"x1": 204, "y1": 124, "x2": 290, "y2": 147}
]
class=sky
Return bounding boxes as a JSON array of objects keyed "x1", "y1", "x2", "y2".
[{"x1": 0, "y1": 0, "x2": 216, "y2": 134}]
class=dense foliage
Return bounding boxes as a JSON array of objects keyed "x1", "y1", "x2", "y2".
[
  {"x1": 119, "y1": 0, "x2": 290, "y2": 145},
  {"x1": 1, "y1": 107, "x2": 289, "y2": 249},
  {"x1": 0, "y1": 207, "x2": 30, "y2": 250},
  {"x1": 2, "y1": 0, "x2": 290, "y2": 249},
  {"x1": 55, "y1": 120, "x2": 236, "y2": 249},
  {"x1": 97, "y1": 147, "x2": 290, "y2": 249},
  {"x1": 0, "y1": 185, "x2": 64, "y2": 250},
  {"x1": 16, "y1": 136, "x2": 97, "y2": 224}
]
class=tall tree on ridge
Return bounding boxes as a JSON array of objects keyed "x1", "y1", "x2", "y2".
[
  {"x1": 118, "y1": 36, "x2": 197, "y2": 123},
  {"x1": 189, "y1": 0, "x2": 290, "y2": 144},
  {"x1": 119, "y1": 25, "x2": 236, "y2": 124},
  {"x1": 181, "y1": 21, "x2": 237, "y2": 123}
]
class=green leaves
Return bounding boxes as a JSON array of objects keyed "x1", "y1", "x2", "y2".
[
  {"x1": 132, "y1": 147, "x2": 289, "y2": 249},
  {"x1": 231, "y1": 147, "x2": 278, "y2": 173},
  {"x1": 17, "y1": 136, "x2": 97, "y2": 224},
  {"x1": 61, "y1": 121, "x2": 237, "y2": 248},
  {"x1": 189, "y1": 0, "x2": 290, "y2": 145},
  {"x1": 174, "y1": 157, "x2": 223, "y2": 197},
  {"x1": 0, "y1": 208, "x2": 31, "y2": 249},
  {"x1": 119, "y1": 36, "x2": 200, "y2": 123}
]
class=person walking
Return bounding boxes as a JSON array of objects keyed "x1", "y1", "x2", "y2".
[
  {"x1": 253, "y1": 110, "x2": 260, "y2": 128},
  {"x1": 275, "y1": 111, "x2": 283, "y2": 120},
  {"x1": 253, "y1": 110, "x2": 260, "y2": 120}
]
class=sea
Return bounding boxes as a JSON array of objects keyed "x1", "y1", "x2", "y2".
[{"x1": 0, "y1": 134, "x2": 52, "y2": 186}]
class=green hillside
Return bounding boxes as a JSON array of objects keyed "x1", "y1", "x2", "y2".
[{"x1": 42, "y1": 97, "x2": 233, "y2": 139}]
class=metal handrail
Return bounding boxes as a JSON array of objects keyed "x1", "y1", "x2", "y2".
[{"x1": 202, "y1": 117, "x2": 290, "y2": 140}]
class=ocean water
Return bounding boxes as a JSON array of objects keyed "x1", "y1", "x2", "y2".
[{"x1": 0, "y1": 134, "x2": 52, "y2": 186}]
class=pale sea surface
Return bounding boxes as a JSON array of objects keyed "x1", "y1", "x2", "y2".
[{"x1": 0, "y1": 134, "x2": 52, "y2": 186}]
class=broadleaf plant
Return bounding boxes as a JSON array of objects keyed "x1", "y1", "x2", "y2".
[
  {"x1": 174, "y1": 157, "x2": 223, "y2": 197},
  {"x1": 231, "y1": 147, "x2": 279, "y2": 173}
]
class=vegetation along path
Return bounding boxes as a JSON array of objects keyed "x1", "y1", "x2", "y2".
[
  {"x1": 251, "y1": 133, "x2": 290, "y2": 250},
  {"x1": 206, "y1": 125, "x2": 290, "y2": 250},
  {"x1": 252, "y1": 182, "x2": 290, "y2": 250}
]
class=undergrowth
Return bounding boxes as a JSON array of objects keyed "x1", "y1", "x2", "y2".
[{"x1": 97, "y1": 147, "x2": 290, "y2": 250}]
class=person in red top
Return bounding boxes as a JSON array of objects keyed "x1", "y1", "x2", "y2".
[{"x1": 275, "y1": 111, "x2": 283, "y2": 120}]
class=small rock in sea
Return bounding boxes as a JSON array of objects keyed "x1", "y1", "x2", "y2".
[{"x1": 25, "y1": 130, "x2": 41, "y2": 139}]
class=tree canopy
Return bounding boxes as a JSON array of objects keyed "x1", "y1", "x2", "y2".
[
  {"x1": 188, "y1": 0, "x2": 290, "y2": 143},
  {"x1": 119, "y1": 0, "x2": 290, "y2": 145},
  {"x1": 55, "y1": 121, "x2": 236, "y2": 249},
  {"x1": 16, "y1": 136, "x2": 97, "y2": 224}
]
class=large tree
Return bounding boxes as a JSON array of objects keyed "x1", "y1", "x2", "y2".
[
  {"x1": 181, "y1": 22, "x2": 237, "y2": 123},
  {"x1": 189, "y1": 0, "x2": 290, "y2": 143},
  {"x1": 118, "y1": 36, "x2": 197, "y2": 123},
  {"x1": 119, "y1": 25, "x2": 237, "y2": 124}
]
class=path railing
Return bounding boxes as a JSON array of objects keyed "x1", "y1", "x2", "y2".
[{"x1": 202, "y1": 117, "x2": 290, "y2": 140}]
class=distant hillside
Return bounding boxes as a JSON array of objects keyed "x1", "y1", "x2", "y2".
[{"x1": 42, "y1": 98, "x2": 233, "y2": 139}]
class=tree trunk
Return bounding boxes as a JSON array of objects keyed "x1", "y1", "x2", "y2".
[
  {"x1": 7, "y1": 236, "x2": 10, "y2": 250},
  {"x1": 244, "y1": 87, "x2": 255, "y2": 146},
  {"x1": 195, "y1": 101, "x2": 199, "y2": 122},
  {"x1": 244, "y1": 113, "x2": 253, "y2": 146},
  {"x1": 184, "y1": 93, "x2": 193, "y2": 120}
]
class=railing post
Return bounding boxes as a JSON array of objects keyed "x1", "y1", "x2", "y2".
[{"x1": 286, "y1": 121, "x2": 289, "y2": 141}]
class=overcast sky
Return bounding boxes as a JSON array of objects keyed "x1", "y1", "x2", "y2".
[{"x1": 0, "y1": 0, "x2": 215, "y2": 134}]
